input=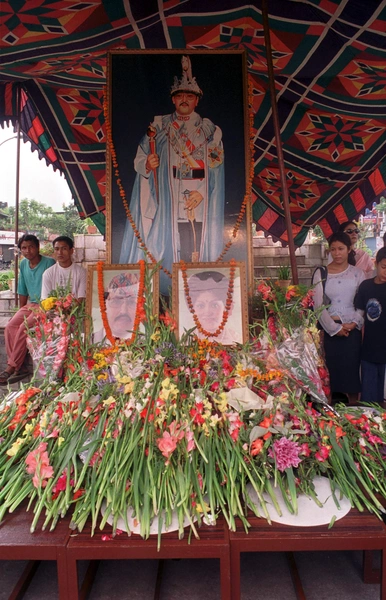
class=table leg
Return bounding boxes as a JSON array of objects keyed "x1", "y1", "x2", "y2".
[
  {"x1": 66, "y1": 556, "x2": 80, "y2": 600},
  {"x1": 220, "y1": 552, "x2": 232, "y2": 600},
  {"x1": 57, "y1": 548, "x2": 69, "y2": 600},
  {"x1": 230, "y1": 548, "x2": 241, "y2": 600},
  {"x1": 363, "y1": 550, "x2": 381, "y2": 584}
]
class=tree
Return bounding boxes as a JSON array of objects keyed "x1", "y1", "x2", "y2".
[{"x1": 3, "y1": 199, "x2": 87, "y2": 238}]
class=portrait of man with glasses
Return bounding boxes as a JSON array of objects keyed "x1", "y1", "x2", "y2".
[{"x1": 93, "y1": 272, "x2": 139, "y2": 343}]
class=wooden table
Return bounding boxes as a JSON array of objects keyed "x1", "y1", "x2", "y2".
[
  {"x1": 229, "y1": 509, "x2": 386, "y2": 600},
  {"x1": 0, "y1": 505, "x2": 71, "y2": 600},
  {"x1": 66, "y1": 516, "x2": 231, "y2": 600}
]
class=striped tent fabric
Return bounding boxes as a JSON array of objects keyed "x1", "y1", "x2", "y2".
[{"x1": 1, "y1": 0, "x2": 385, "y2": 241}]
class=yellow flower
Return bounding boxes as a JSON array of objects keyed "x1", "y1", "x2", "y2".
[
  {"x1": 124, "y1": 381, "x2": 134, "y2": 394},
  {"x1": 23, "y1": 423, "x2": 34, "y2": 436},
  {"x1": 103, "y1": 396, "x2": 115, "y2": 407},
  {"x1": 97, "y1": 373, "x2": 108, "y2": 380},
  {"x1": 195, "y1": 500, "x2": 210, "y2": 514},
  {"x1": 6, "y1": 437, "x2": 24, "y2": 457},
  {"x1": 214, "y1": 392, "x2": 228, "y2": 413},
  {"x1": 151, "y1": 330, "x2": 161, "y2": 342},
  {"x1": 117, "y1": 376, "x2": 132, "y2": 384},
  {"x1": 41, "y1": 297, "x2": 56, "y2": 311},
  {"x1": 58, "y1": 437, "x2": 65, "y2": 447}
]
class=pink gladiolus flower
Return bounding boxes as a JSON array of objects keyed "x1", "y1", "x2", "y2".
[
  {"x1": 367, "y1": 434, "x2": 383, "y2": 444},
  {"x1": 185, "y1": 429, "x2": 195, "y2": 453},
  {"x1": 315, "y1": 445, "x2": 330, "y2": 462},
  {"x1": 300, "y1": 443, "x2": 311, "y2": 457},
  {"x1": 257, "y1": 281, "x2": 273, "y2": 301},
  {"x1": 157, "y1": 431, "x2": 178, "y2": 459},
  {"x1": 169, "y1": 421, "x2": 185, "y2": 441},
  {"x1": 227, "y1": 412, "x2": 244, "y2": 442},
  {"x1": 268, "y1": 437, "x2": 302, "y2": 472},
  {"x1": 26, "y1": 442, "x2": 54, "y2": 488}
]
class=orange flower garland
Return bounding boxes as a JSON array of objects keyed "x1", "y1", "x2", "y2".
[
  {"x1": 180, "y1": 259, "x2": 236, "y2": 338},
  {"x1": 102, "y1": 93, "x2": 171, "y2": 277},
  {"x1": 97, "y1": 260, "x2": 146, "y2": 346},
  {"x1": 216, "y1": 79, "x2": 255, "y2": 262},
  {"x1": 103, "y1": 77, "x2": 255, "y2": 270}
]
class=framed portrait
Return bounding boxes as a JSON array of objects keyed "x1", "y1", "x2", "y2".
[
  {"x1": 86, "y1": 264, "x2": 159, "y2": 341},
  {"x1": 106, "y1": 50, "x2": 253, "y2": 295},
  {"x1": 172, "y1": 261, "x2": 248, "y2": 345}
]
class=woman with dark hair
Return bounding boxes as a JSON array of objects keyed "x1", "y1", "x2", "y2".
[
  {"x1": 336, "y1": 221, "x2": 374, "y2": 277},
  {"x1": 313, "y1": 232, "x2": 364, "y2": 404}
]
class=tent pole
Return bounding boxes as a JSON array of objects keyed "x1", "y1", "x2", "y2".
[
  {"x1": 14, "y1": 85, "x2": 21, "y2": 303},
  {"x1": 261, "y1": 0, "x2": 299, "y2": 284}
]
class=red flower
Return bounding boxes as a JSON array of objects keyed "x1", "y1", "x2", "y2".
[
  {"x1": 250, "y1": 438, "x2": 264, "y2": 456},
  {"x1": 160, "y1": 312, "x2": 177, "y2": 330}
]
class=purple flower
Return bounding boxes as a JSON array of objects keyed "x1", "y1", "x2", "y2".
[{"x1": 268, "y1": 437, "x2": 302, "y2": 472}]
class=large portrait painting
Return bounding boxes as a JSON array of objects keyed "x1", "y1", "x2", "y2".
[
  {"x1": 106, "y1": 50, "x2": 251, "y2": 295},
  {"x1": 86, "y1": 264, "x2": 159, "y2": 342},
  {"x1": 172, "y1": 261, "x2": 248, "y2": 345}
]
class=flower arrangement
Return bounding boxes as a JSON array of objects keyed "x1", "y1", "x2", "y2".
[
  {"x1": 26, "y1": 290, "x2": 85, "y2": 382},
  {"x1": 0, "y1": 275, "x2": 384, "y2": 545}
]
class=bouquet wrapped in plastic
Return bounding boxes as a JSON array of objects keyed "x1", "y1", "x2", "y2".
[
  {"x1": 275, "y1": 327, "x2": 330, "y2": 405},
  {"x1": 27, "y1": 293, "x2": 80, "y2": 381}
]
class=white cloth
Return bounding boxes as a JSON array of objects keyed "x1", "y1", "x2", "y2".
[
  {"x1": 313, "y1": 265, "x2": 364, "y2": 336},
  {"x1": 41, "y1": 263, "x2": 87, "y2": 299}
]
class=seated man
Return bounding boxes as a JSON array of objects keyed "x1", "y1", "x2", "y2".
[
  {"x1": 41, "y1": 236, "x2": 87, "y2": 300},
  {"x1": 0, "y1": 234, "x2": 55, "y2": 385}
]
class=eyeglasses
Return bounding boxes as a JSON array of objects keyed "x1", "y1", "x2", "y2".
[
  {"x1": 344, "y1": 228, "x2": 359, "y2": 234},
  {"x1": 107, "y1": 295, "x2": 137, "y2": 308}
]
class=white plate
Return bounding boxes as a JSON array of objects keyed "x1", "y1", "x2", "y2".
[
  {"x1": 246, "y1": 476, "x2": 351, "y2": 526},
  {"x1": 101, "y1": 502, "x2": 197, "y2": 535}
]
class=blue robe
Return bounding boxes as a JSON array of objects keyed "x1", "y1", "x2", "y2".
[{"x1": 119, "y1": 111, "x2": 225, "y2": 293}]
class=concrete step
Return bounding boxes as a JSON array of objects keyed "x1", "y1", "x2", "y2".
[
  {"x1": 254, "y1": 265, "x2": 315, "y2": 286},
  {"x1": 253, "y1": 255, "x2": 306, "y2": 266}
]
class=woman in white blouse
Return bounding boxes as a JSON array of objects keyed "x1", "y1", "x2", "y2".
[{"x1": 313, "y1": 232, "x2": 364, "y2": 405}]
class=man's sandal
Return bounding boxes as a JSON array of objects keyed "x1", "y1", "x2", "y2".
[
  {"x1": 8, "y1": 371, "x2": 30, "y2": 384},
  {"x1": 0, "y1": 370, "x2": 13, "y2": 385}
]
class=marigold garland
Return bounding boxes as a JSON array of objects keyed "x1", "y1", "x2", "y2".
[
  {"x1": 96, "y1": 260, "x2": 146, "y2": 346},
  {"x1": 103, "y1": 78, "x2": 255, "y2": 271},
  {"x1": 180, "y1": 259, "x2": 236, "y2": 338}
]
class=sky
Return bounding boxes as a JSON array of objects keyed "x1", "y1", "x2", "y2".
[{"x1": 0, "y1": 124, "x2": 73, "y2": 212}]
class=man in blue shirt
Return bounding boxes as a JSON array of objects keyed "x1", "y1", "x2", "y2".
[{"x1": 0, "y1": 234, "x2": 55, "y2": 384}]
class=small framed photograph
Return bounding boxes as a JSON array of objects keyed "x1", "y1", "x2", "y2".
[
  {"x1": 86, "y1": 263, "x2": 159, "y2": 341},
  {"x1": 172, "y1": 261, "x2": 248, "y2": 345}
]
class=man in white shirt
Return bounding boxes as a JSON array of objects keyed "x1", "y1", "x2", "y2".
[{"x1": 41, "y1": 236, "x2": 87, "y2": 300}]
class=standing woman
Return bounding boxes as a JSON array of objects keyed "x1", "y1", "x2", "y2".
[
  {"x1": 313, "y1": 232, "x2": 365, "y2": 405},
  {"x1": 338, "y1": 221, "x2": 374, "y2": 277}
]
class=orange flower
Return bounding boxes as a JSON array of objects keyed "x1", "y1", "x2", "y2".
[{"x1": 250, "y1": 438, "x2": 264, "y2": 456}]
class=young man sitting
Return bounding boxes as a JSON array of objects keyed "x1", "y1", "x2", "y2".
[
  {"x1": 0, "y1": 234, "x2": 55, "y2": 385},
  {"x1": 41, "y1": 236, "x2": 87, "y2": 300}
]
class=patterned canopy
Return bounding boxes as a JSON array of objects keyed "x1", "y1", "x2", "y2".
[{"x1": 1, "y1": 0, "x2": 386, "y2": 244}]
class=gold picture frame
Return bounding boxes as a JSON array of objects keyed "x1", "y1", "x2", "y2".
[
  {"x1": 86, "y1": 263, "x2": 159, "y2": 341},
  {"x1": 172, "y1": 261, "x2": 248, "y2": 345}
]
